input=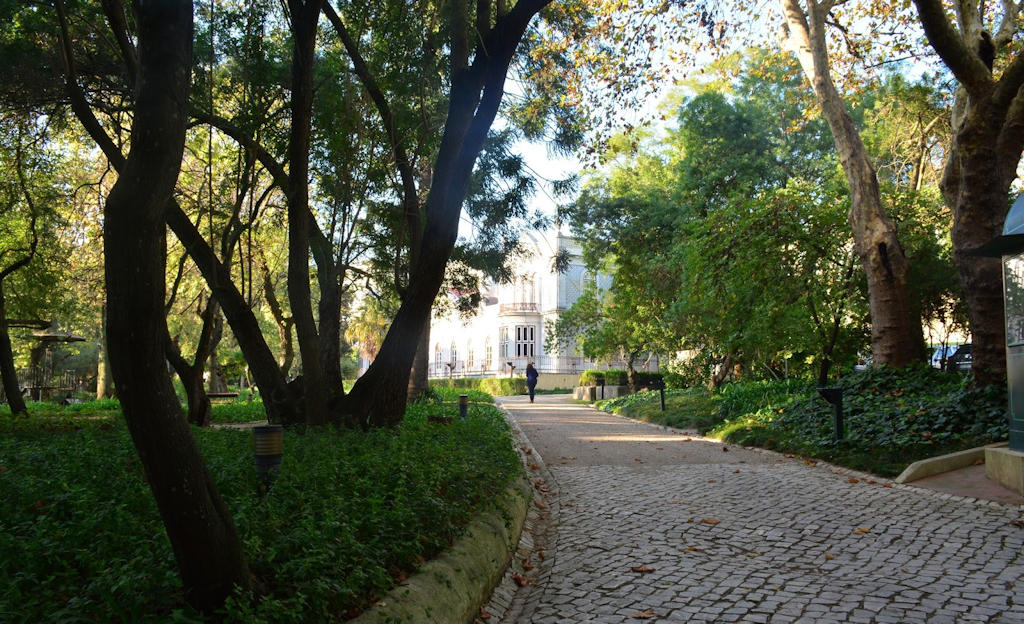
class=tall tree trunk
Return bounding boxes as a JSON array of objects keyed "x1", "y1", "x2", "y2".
[
  {"x1": 780, "y1": 0, "x2": 917, "y2": 367},
  {"x1": 260, "y1": 256, "x2": 294, "y2": 376},
  {"x1": 913, "y1": 0, "x2": 1024, "y2": 385},
  {"x1": 101, "y1": 0, "x2": 249, "y2": 610},
  {"x1": 0, "y1": 283, "x2": 27, "y2": 416},
  {"x1": 96, "y1": 305, "x2": 115, "y2": 399},
  {"x1": 285, "y1": 0, "x2": 328, "y2": 425},
  {"x1": 312, "y1": 232, "x2": 344, "y2": 397},
  {"x1": 407, "y1": 323, "x2": 430, "y2": 402}
]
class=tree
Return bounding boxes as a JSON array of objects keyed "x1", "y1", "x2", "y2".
[
  {"x1": 0, "y1": 125, "x2": 40, "y2": 415},
  {"x1": 777, "y1": 0, "x2": 919, "y2": 367},
  {"x1": 98, "y1": 0, "x2": 249, "y2": 610},
  {"x1": 913, "y1": 0, "x2": 1024, "y2": 385}
]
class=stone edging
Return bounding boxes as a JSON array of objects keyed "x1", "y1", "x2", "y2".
[{"x1": 350, "y1": 456, "x2": 531, "y2": 623}]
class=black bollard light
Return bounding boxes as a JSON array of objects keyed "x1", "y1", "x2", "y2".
[
  {"x1": 253, "y1": 424, "x2": 283, "y2": 494},
  {"x1": 659, "y1": 381, "x2": 666, "y2": 412},
  {"x1": 459, "y1": 394, "x2": 469, "y2": 419}
]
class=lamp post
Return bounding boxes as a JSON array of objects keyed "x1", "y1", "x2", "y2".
[{"x1": 253, "y1": 424, "x2": 283, "y2": 495}]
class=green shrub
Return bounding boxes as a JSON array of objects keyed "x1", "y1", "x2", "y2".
[
  {"x1": 578, "y1": 369, "x2": 604, "y2": 385},
  {"x1": 708, "y1": 366, "x2": 1009, "y2": 476},
  {"x1": 631, "y1": 371, "x2": 664, "y2": 388},
  {"x1": 209, "y1": 400, "x2": 268, "y2": 424},
  {"x1": 431, "y1": 377, "x2": 526, "y2": 397},
  {"x1": 0, "y1": 402, "x2": 522, "y2": 622},
  {"x1": 597, "y1": 387, "x2": 720, "y2": 431}
]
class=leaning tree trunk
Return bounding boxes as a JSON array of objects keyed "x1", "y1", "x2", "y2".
[
  {"x1": 101, "y1": 0, "x2": 249, "y2": 611},
  {"x1": 341, "y1": 0, "x2": 553, "y2": 427},
  {"x1": 0, "y1": 283, "x2": 27, "y2": 416},
  {"x1": 407, "y1": 323, "x2": 430, "y2": 402},
  {"x1": 780, "y1": 0, "x2": 917, "y2": 367}
]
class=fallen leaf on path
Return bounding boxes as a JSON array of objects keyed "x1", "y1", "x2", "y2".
[
  {"x1": 512, "y1": 573, "x2": 529, "y2": 587},
  {"x1": 722, "y1": 446, "x2": 729, "y2": 452},
  {"x1": 973, "y1": 458, "x2": 984, "y2": 466},
  {"x1": 687, "y1": 546, "x2": 701, "y2": 551},
  {"x1": 529, "y1": 463, "x2": 541, "y2": 471},
  {"x1": 635, "y1": 458, "x2": 644, "y2": 463},
  {"x1": 537, "y1": 550, "x2": 546, "y2": 560},
  {"x1": 882, "y1": 483, "x2": 893, "y2": 488},
  {"x1": 479, "y1": 607, "x2": 492, "y2": 620},
  {"x1": 701, "y1": 518, "x2": 720, "y2": 525},
  {"x1": 848, "y1": 478, "x2": 860, "y2": 484},
  {"x1": 733, "y1": 469, "x2": 740, "y2": 474},
  {"x1": 534, "y1": 499, "x2": 547, "y2": 509},
  {"x1": 1010, "y1": 520, "x2": 1024, "y2": 529},
  {"x1": 629, "y1": 609, "x2": 656, "y2": 619},
  {"x1": 825, "y1": 553, "x2": 835, "y2": 560},
  {"x1": 630, "y1": 565, "x2": 656, "y2": 574},
  {"x1": 521, "y1": 558, "x2": 534, "y2": 571},
  {"x1": 853, "y1": 527, "x2": 871, "y2": 534},
  {"x1": 803, "y1": 459, "x2": 817, "y2": 466},
  {"x1": 707, "y1": 479, "x2": 716, "y2": 483}
]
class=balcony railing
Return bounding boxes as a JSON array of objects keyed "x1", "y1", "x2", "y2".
[{"x1": 499, "y1": 302, "x2": 539, "y2": 314}]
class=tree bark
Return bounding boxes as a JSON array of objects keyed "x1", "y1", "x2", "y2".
[
  {"x1": 407, "y1": 322, "x2": 430, "y2": 402},
  {"x1": 913, "y1": 0, "x2": 1024, "y2": 385},
  {"x1": 285, "y1": 0, "x2": 329, "y2": 425},
  {"x1": 96, "y1": 305, "x2": 115, "y2": 399},
  {"x1": 780, "y1": 0, "x2": 917, "y2": 367},
  {"x1": 101, "y1": 0, "x2": 249, "y2": 610},
  {"x1": 0, "y1": 283, "x2": 27, "y2": 416}
]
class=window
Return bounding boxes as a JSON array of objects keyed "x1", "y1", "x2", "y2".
[
  {"x1": 485, "y1": 338, "x2": 493, "y2": 370},
  {"x1": 467, "y1": 346, "x2": 475, "y2": 370},
  {"x1": 434, "y1": 343, "x2": 442, "y2": 374},
  {"x1": 499, "y1": 327, "x2": 510, "y2": 358},
  {"x1": 450, "y1": 341, "x2": 457, "y2": 365},
  {"x1": 515, "y1": 325, "x2": 535, "y2": 358}
]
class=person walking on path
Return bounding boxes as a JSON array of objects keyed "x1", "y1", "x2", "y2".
[{"x1": 525, "y1": 362, "x2": 539, "y2": 403}]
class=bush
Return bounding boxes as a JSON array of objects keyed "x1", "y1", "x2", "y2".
[
  {"x1": 631, "y1": 371, "x2": 664, "y2": 388},
  {"x1": 0, "y1": 402, "x2": 522, "y2": 622},
  {"x1": 430, "y1": 377, "x2": 526, "y2": 397},
  {"x1": 578, "y1": 369, "x2": 604, "y2": 385},
  {"x1": 708, "y1": 366, "x2": 1009, "y2": 476},
  {"x1": 209, "y1": 400, "x2": 268, "y2": 424},
  {"x1": 578, "y1": 369, "x2": 629, "y2": 385}
]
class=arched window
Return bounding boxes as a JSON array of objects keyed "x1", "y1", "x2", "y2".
[
  {"x1": 484, "y1": 337, "x2": 493, "y2": 370},
  {"x1": 434, "y1": 343, "x2": 442, "y2": 374},
  {"x1": 450, "y1": 341, "x2": 457, "y2": 365}
]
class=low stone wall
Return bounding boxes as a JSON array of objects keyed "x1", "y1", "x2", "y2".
[
  {"x1": 535, "y1": 373, "x2": 578, "y2": 391},
  {"x1": 572, "y1": 385, "x2": 630, "y2": 401}
]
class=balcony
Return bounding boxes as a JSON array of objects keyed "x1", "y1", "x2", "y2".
[{"x1": 499, "y1": 302, "x2": 539, "y2": 315}]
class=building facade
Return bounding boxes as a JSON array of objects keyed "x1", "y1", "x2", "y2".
[{"x1": 428, "y1": 229, "x2": 655, "y2": 379}]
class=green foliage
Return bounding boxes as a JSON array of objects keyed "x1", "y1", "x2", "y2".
[
  {"x1": 0, "y1": 402, "x2": 521, "y2": 622},
  {"x1": 431, "y1": 377, "x2": 527, "y2": 397},
  {"x1": 709, "y1": 367, "x2": 1008, "y2": 476},
  {"x1": 597, "y1": 387, "x2": 720, "y2": 432},
  {"x1": 209, "y1": 400, "x2": 268, "y2": 424},
  {"x1": 577, "y1": 369, "x2": 654, "y2": 386}
]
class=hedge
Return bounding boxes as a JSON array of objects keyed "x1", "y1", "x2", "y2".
[
  {"x1": 430, "y1": 377, "x2": 527, "y2": 396},
  {"x1": 578, "y1": 369, "x2": 663, "y2": 387}
]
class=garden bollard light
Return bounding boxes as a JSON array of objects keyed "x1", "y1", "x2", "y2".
[
  {"x1": 253, "y1": 424, "x2": 283, "y2": 494},
  {"x1": 459, "y1": 394, "x2": 468, "y2": 419},
  {"x1": 659, "y1": 383, "x2": 666, "y2": 412}
]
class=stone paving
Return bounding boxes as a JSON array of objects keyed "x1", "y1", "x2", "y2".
[{"x1": 483, "y1": 395, "x2": 1024, "y2": 624}]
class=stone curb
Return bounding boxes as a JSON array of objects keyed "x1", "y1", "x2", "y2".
[
  {"x1": 895, "y1": 441, "x2": 1008, "y2": 483},
  {"x1": 350, "y1": 447, "x2": 531, "y2": 623}
]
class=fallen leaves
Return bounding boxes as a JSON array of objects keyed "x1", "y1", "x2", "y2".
[
  {"x1": 512, "y1": 572, "x2": 529, "y2": 587},
  {"x1": 479, "y1": 606, "x2": 492, "y2": 620},
  {"x1": 848, "y1": 478, "x2": 859, "y2": 484},
  {"x1": 853, "y1": 527, "x2": 871, "y2": 535},
  {"x1": 973, "y1": 458, "x2": 985, "y2": 466},
  {"x1": 824, "y1": 553, "x2": 835, "y2": 560},
  {"x1": 521, "y1": 558, "x2": 534, "y2": 571},
  {"x1": 1011, "y1": 519, "x2": 1024, "y2": 530},
  {"x1": 534, "y1": 499, "x2": 547, "y2": 509},
  {"x1": 529, "y1": 463, "x2": 541, "y2": 471},
  {"x1": 629, "y1": 609, "x2": 656, "y2": 619},
  {"x1": 701, "y1": 518, "x2": 720, "y2": 525},
  {"x1": 630, "y1": 565, "x2": 656, "y2": 574}
]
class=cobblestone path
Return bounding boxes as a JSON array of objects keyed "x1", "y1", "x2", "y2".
[{"x1": 486, "y1": 394, "x2": 1024, "y2": 624}]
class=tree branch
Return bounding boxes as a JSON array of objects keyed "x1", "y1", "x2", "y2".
[{"x1": 913, "y1": 0, "x2": 995, "y2": 96}]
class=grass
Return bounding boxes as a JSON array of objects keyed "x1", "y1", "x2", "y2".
[
  {"x1": 0, "y1": 395, "x2": 522, "y2": 623},
  {"x1": 596, "y1": 388, "x2": 720, "y2": 431}
]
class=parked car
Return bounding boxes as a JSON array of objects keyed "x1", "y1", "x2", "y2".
[
  {"x1": 944, "y1": 343, "x2": 972, "y2": 373},
  {"x1": 930, "y1": 345, "x2": 956, "y2": 369}
]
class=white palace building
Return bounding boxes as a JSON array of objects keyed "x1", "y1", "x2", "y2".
[{"x1": 427, "y1": 229, "x2": 656, "y2": 384}]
